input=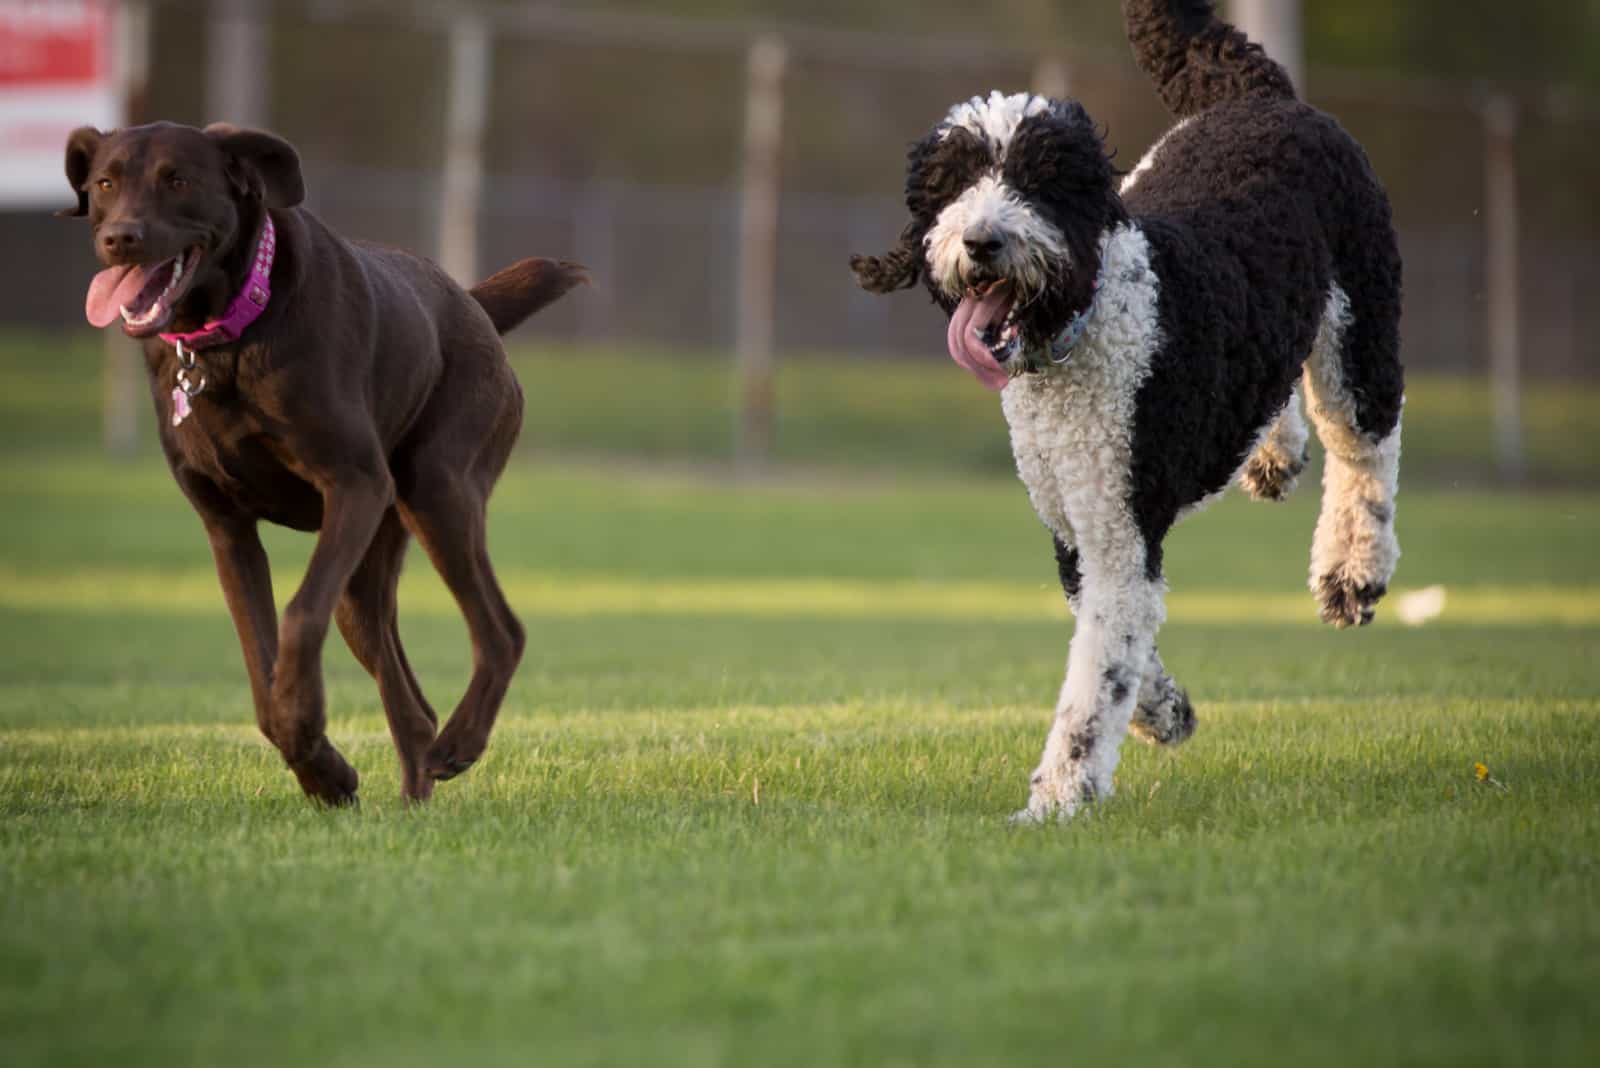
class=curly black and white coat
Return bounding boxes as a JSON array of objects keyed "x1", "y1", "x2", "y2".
[{"x1": 852, "y1": 0, "x2": 1404, "y2": 822}]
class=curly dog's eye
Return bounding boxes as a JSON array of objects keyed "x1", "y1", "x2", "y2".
[
  {"x1": 168, "y1": 174, "x2": 188, "y2": 191},
  {"x1": 921, "y1": 130, "x2": 992, "y2": 210}
]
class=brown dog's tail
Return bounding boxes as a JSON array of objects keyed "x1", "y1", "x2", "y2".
[{"x1": 469, "y1": 258, "x2": 588, "y2": 336}]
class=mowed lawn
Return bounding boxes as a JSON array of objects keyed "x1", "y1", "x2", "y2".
[{"x1": 2, "y1": 333, "x2": 1599, "y2": 1066}]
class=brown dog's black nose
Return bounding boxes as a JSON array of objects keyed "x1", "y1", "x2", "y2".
[
  {"x1": 99, "y1": 222, "x2": 145, "y2": 260},
  {"x1": 963, "y1": 225, "x2": 1004, "y2": 263}
]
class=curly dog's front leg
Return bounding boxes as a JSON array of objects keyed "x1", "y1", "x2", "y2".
[{"x1": 1014, "y1": 536, "x2": 1166, "y2": 824}]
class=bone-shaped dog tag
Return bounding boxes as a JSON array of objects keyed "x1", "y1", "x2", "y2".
[{"x1": 171, "y1": 387, "x2": 192, "y2": 427}]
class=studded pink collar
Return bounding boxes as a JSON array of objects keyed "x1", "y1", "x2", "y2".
[{"x1": 158, "y1": 214, "x2": 276, "y2": 351}]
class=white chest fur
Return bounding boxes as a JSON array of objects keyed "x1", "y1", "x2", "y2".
[{"x1": 998, "y1": 224, "x2": 1162, "y2": 562}]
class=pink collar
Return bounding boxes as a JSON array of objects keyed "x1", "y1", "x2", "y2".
[{"x1": 158, "y1": 214, "x2": 276, "y2": 350}]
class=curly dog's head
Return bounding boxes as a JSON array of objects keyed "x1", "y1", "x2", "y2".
[{"x1": 851, "y1": 92, "x2": 1125, "y2": 385}]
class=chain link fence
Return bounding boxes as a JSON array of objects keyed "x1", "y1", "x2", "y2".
[{"x1": 4, "y1": 1, "x2": 1596, "y2": 383}]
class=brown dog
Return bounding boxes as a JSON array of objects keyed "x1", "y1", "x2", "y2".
[{"x1": 62, "y1": 121, "x2": 585, "y2": 805}]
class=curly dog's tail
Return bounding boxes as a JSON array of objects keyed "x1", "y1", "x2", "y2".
[{"x1": 1121, "y1": 0, "x2": 1296, "y2": 118}]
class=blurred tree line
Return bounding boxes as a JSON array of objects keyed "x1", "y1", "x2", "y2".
[
  {"x1": 143, "y1": 0, "x2": 1600, "y2": 187},
  {"x1": 131, "y1": 0, "x2": 1597, "y2": 359},
  {"x1": 144, "y1": 1, "x2": 1591, "y2": 221},
  {"x1": 596, "y1": 0, "x2": 1600, "y2": 86},
  {"x1": 8, "y1": 0, "x2": 1586, "y2": 374}
]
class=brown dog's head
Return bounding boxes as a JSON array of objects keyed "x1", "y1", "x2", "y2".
[{"x1": 62, "y1": 121, "x2": 304, "y2": 337}]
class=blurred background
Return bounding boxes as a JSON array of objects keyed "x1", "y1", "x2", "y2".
[{"x1": 0, "y1": 0, "x2": 1595, "y2": 483}]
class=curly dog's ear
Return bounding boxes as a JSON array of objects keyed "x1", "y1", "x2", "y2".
[
  {"x1": 849, "y1": 227, "x2": 923, "y2": 294},
  {"x1": 60, "y1": 126, "x2": 105, "y2": 218}
]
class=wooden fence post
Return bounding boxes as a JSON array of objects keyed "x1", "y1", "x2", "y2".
[
  {"x1": 1228, "y1": 0, "x2": 1303, "y2": 91},
  {"x1": 1483, "y1": 93, "x2": 1524, "y2": 482},
  {"x1": 1031, "y1": 55, "x2": 1069, "y2": 100},
  {"x1": 575, "y1": 182, "x2": 618, "y2": 342},
  {"x1": 205, "y1": 0, "x2": 267, "y2": 126},
  {"x1": 734, "y1": 34, "x2": 787, "y2": 474},
  {"x1": 440, "y1": 13, "x2": 491, "y2": 287},
  {"x1": 103, "y1": 0, "x2": 151, "y2": 457}
]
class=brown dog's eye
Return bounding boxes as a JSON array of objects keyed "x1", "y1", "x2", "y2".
[
  {"x1": 168, "y1": 175, "x2": 187, "y2": 191},
  {"x1": 96, "y1": 178, "x2": 114, "y2": 193}
]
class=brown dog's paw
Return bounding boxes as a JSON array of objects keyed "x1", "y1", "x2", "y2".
[
  {"x1": 425, "y1": 725, "x2": 486, "y2": 782},
  {"x1": 401, "y1": 765, "x2": 436, "y2": 804},
  {"x1": 288, "y1": 738, "x2": 360, "y2": 806}
]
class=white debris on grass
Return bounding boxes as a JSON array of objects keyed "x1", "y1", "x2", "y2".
[{"x1": 1395, "y1": 585, "x2": 1448, "y2": 626}]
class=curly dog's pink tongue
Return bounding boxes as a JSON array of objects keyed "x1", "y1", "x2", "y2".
[
  {"x1": 946, "y1": 284, "x2": 1014, "y2": 392},
  {"x1": 85, "y1": 264, "x2": 159, "y2": 328}
]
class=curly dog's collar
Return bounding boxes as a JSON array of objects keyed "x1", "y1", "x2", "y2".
[{"x1": 1011, "y1": 273, "x2": 1104, "y2": 379}]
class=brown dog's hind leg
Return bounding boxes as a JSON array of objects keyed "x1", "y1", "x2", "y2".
[
  {"x1": 400, "y1": 480, "x2": 524, "y2": 782},
  {"x1": 394, "y1": 367, "x2": 525, "y2": 784},
  {"x1": 335, "y1": 507, "x2": 439, "y2": 802}
]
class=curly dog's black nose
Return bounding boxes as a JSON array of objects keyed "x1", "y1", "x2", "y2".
[{"x1": 963, "y1": 226, "x2": 1004, "y2": 262}]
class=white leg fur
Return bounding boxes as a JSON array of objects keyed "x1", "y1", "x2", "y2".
[
  {"x1": 1001, "y1": 223, "x2": 1165, "y2": 822},
  {"x1": 1019, "y1": 566, "x2": 1164, "y2": 821},
  {"x1": 1303, "y1": 285, "x2": 1402, "y2": 627}
]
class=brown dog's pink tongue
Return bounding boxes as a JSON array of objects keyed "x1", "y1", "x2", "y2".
[
  {"x1": 945, "y1": 286, "x2": 1013, "y2": 393},
  {"x1": 85, "y1": 264, "x2": 156, "y2": 328}
]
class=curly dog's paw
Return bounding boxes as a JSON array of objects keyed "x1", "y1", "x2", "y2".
[
  {"x1": 1315, "y1": 572, "x2": 1387, "y2": 628},
  {"x1": 1241, "y1": 444, "x2": 1309, "y2": 502},
  {"x1": 1130, "y1": 684, "x2": 1196, "y2": 746}
]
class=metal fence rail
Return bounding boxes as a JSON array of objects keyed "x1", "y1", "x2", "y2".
[
  {"x1": 301, "y1": 161, "x2": 1593, "y2": 384},
  {"x1": 1, "y1": 0, "x2": 1596, "y2": 473}
]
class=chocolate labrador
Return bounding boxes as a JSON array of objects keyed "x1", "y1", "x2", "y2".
[{"x1": 62, "y1": 120, "x2": 585, "y2": 805}]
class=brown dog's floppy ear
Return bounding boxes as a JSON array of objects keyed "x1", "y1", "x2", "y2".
[
  {"x1": 59, "y1": 126, "x2": 104, "y2": 218},
  {"x1": 849, "y1": 225, "x2": 924, "y2": 294},
  {"x1": 204, "y1": 123, "x2": 305, "y2": 209}
]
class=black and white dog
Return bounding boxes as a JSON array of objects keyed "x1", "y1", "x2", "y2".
[{"x1": 851, "y1": 0, "x2": 1403, "y2": 822}]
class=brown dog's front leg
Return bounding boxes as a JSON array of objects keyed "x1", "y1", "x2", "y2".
[
  {"x1": 203, "y1": 514, "x2": 281, "y2": 749},
  {"x1": 269, "y1": 472, "x2": 393, "y2": 806}
]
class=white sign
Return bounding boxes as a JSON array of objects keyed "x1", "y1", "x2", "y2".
[{"x1": 0, "y1": 1, "x2": 121, "y2": 208}]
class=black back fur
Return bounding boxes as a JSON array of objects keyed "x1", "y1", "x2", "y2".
[
  {"x1": 849, "y1": 0, "x2": 1403, "y2": 582},
  {"x1": 1120, "y1": 90, "x2": 1401, "y2": 572}
]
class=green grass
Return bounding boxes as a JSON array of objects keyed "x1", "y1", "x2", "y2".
[
  {"x1": 2, "y1": 330, "x2": 1599, "y2": 1066},
  {"x1": 2, "y1": 460, "x2": 1598, "y2": 1067},
  {"x1": 3, "y1": 329, "x2": 1598, "y2": 483}
]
